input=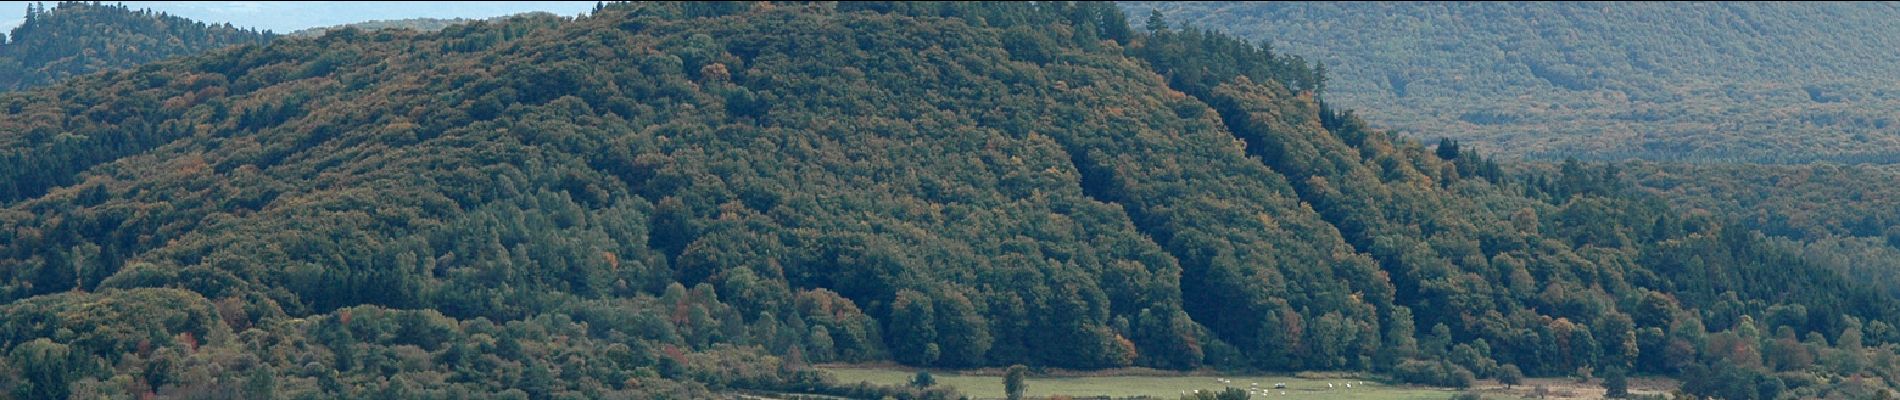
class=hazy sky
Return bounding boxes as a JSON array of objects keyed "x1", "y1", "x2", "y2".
[{"x1": 3, "y1": 1, "x2": 598, "y2": 36}]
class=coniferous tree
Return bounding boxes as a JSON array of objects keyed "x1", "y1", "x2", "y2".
[{"x1": 1004, "y1": 365, "x2": 1028, "y2": 400}]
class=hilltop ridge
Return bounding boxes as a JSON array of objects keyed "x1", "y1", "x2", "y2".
[{"x1": 0, "y1": 1, "x2": 273, "y2": 91}]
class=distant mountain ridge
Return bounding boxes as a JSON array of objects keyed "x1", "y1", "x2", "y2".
[
  {"x1": 1122, "y1": 2, "x2": 1900, "y2": 163},
  {"x1": 286, "y1": 17, "x2": 480, "y2": 38},
  {"x1": 285, "y1": 13, "x2": 564, "y2": 38}
]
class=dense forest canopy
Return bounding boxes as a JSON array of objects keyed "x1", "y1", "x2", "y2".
[
  {"x1": 1, "y1": 1, "x2": 1899, "y2": 399},
  {"x1": 1121, "y1": 2, "x2": 1900, "y2": 163},
  {"x1": 1627, "y1": 162, "x2": 1900, "y2": 299},
  {"x1": 0, "y1": 1, "x2": 274, "y2": 91}
]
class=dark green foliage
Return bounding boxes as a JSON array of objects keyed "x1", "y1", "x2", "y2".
[
  {"x1": 244, "y1": 364, "x2": 277, "y2": 399},
  {"x1": 889, "y1": 290, "x2": 939, "y2": 365},
  {"x1": 911, "y1": 370, "x2": 934, "y2": 388},
  {"x1": 1005, "y1": 364, "x2": 1028, "y2": 400},
  {"x1": 1145, "y1": 9, "x2": 1167, "y2": 33},
  {"x1": 0, "y1": 1, "x2": 1898, "y2": 398},
  {"x1": 1498, "y1": 364, "x2": 1523, "y2": 387},
  {"x1": 1629, "y1": 162, "x2": 1900, "y2": 295},
  {"x1": 1393, "y1": 359, "x2": 1474, "y2": 388},
  {"x1": 9, "y1": 339, "x2": 85, "y2": 400},
  {"x1": 1434, "y1": 138, "x2": 1459, "y2": 160},
  {"x1": 1215, "y1": 387, "x2": 1250, "y2": 400},
  {"x1": 0, "y1": 1, "x2": 273, "y2": 90},
  {"x1": 1681, "y1": 362, "x2": 1773, "y2": 400},
  {"x1": 0, "y1": 1, "x2": 277, "y2": 204},
  {"x1": 1601, "y1": 367, "x2": 1628, "y2": 398}
]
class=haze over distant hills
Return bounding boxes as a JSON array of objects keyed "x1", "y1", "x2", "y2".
[
  {"x1": 287, "y1": 17, "x2": 484, "y2": 38},
  {"x1": 0, "y1": 1, "x2": 596, "y2": 34},
  {"x1": 1122, "y1": 2, "x2": 1900, "y2": 163}
]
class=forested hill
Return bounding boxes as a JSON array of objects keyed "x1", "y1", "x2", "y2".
[
  {"x1": 0, "y1": 1, "x2": 273, "y2": 91},
  {"x1": 1121, "y1": 2, "x2": 1900, "y2": 163},
  {"x1": 287, "y1": 17, "x2": 485, "y2": 38},
  {"x1": 2, "y1": 2, "x2": 1898, "y2": 398}
]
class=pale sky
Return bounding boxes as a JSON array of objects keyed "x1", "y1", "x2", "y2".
[{"x1": 3, "y1": 1, "x2": 598, "y2": 37}]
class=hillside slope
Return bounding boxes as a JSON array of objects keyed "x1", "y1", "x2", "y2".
[
  {"x1": 1123, "y1": 2, "x2": 1900, "y2": 163},
  {"x1": 0, "y1": 1, "x2": 273, "y2": 91},
  {"x1": 1629, "y1": 162, "x2": 1900, "y2": 296},
  {"x1": 1, "y1": 2, "x2": 1896, "y2": 398},
  {"x1": 287, "y1": 17, "x2": 487, "y2": 38}
]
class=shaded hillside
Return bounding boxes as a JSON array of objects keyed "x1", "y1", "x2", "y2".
[
  {"x1": 1122, "y1": 2, "x2": 1900, "y2": 163},
  {"x1": 0, "y1": 1, "x2": 274, "y2": 91},
  {"x1": 1, "y1": 2, "x2": 1898, "y2": 399}
]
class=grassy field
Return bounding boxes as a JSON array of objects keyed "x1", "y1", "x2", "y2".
[{"x1": 819, "y1": 366, "x2": 1466, "y2": 399}]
